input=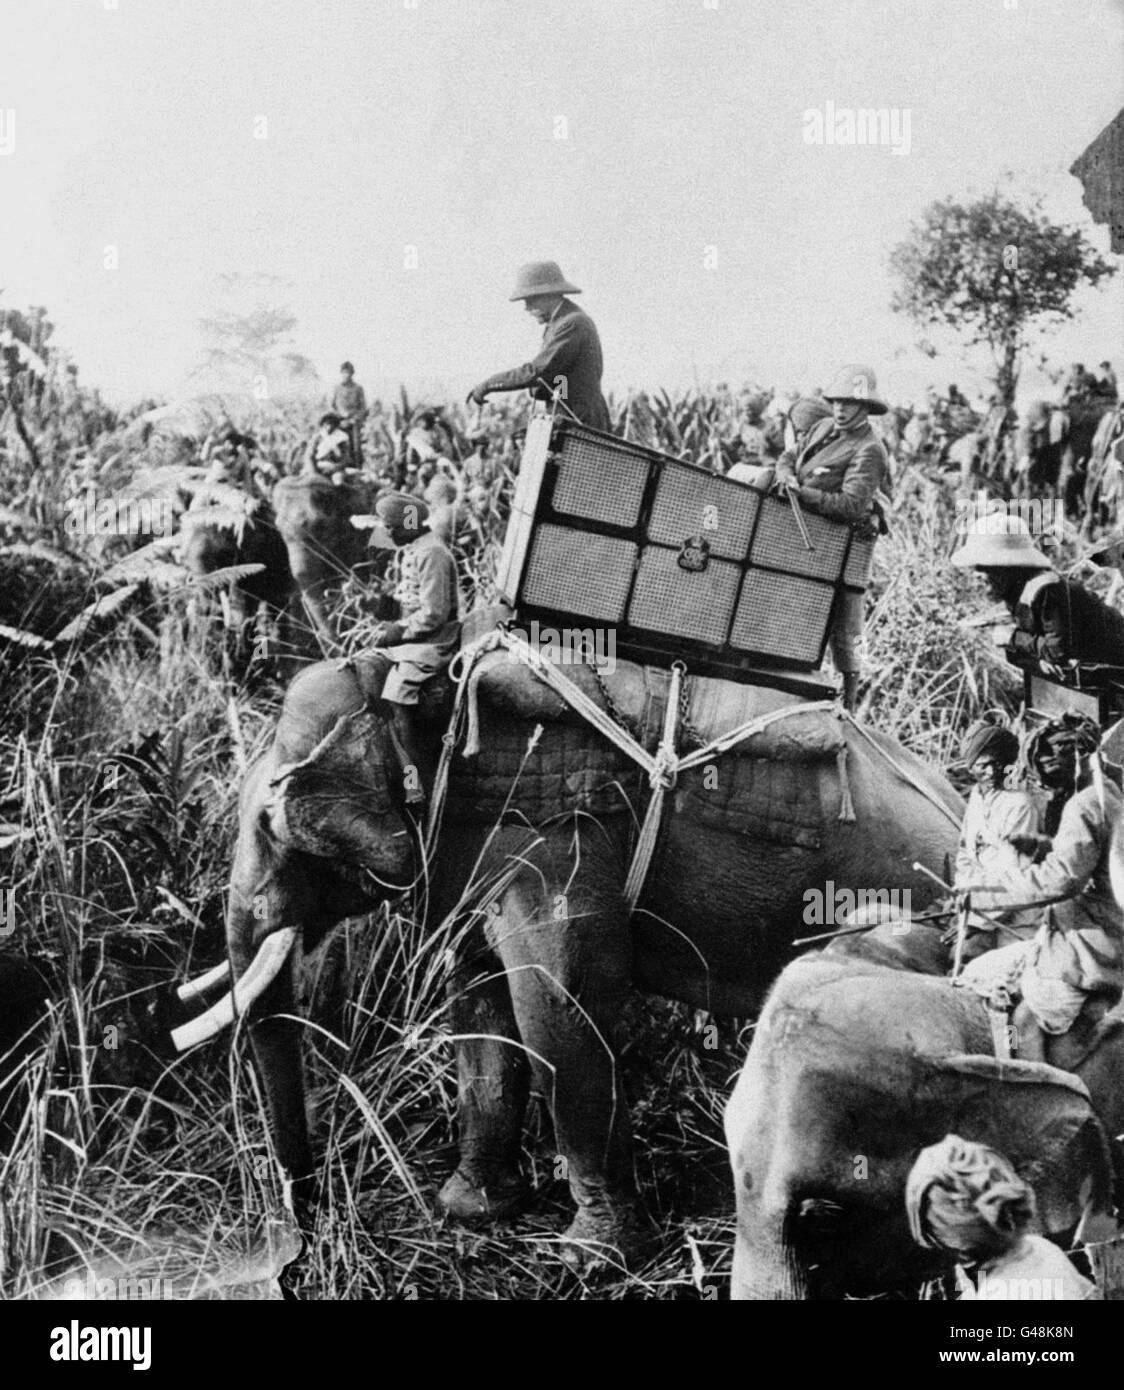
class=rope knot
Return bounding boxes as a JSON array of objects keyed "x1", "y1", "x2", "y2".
[{"x1": 650, "y1": 749, "x2": 678, "y2": 791}]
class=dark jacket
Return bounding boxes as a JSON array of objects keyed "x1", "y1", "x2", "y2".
[
  {"x1": 1008, "y1": 573, "x2": 1124, "y2": 675},
  {"x1": 778, "y1": 415, "x2": 890, "y2": 524},
  {"x1": 480, "y1": 299, "x2": 610, "y2": 431}
]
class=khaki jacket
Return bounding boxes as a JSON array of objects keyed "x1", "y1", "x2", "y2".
[{"x1": 394, "y1": 529, "x2": 461, "y2": 647}]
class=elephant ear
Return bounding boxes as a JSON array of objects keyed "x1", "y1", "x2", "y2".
[{"x1": 932, "y1": 1053, "x2": 1114, "y2": 1238}]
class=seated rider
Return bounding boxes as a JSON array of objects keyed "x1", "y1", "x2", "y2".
[
  {"x1": 951, "y1": 513, "x2": 1124, "y2": 688},
  {"x1": 307, "y1": 412, "x2": 353, "y2": 481},
  {"x1": 726, "y1": 396, "x2": 830, "y2": 486},
  {"x1": 906, "y1": 1134, "x2": 1097, "y2": 1301},
  {"x1": 956, "y1": 715, "x2": 1124, "y2": 1066},
  {"x1": 192, "y1": 419, "x2": 263, "y2": 506},
  {"x1": 352, "y1": 491, "x2": 461, "y2": 806},
  {"x1": 772, "y1": 363, "x2": 892, "y2": 713},
  {"x1": 952, "y1": 718, "x2": 1040, "y2": 959}
]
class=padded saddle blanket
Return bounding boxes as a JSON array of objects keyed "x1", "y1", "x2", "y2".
[{"x1": 443, "y1": 610, "x2": 846, "y2": 848}]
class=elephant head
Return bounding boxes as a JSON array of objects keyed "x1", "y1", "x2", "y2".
[
  {"x1": 272, "y1": 475, "x2": 375, "y2": 652},
  {"x1": 180, "y1": 503, "x2": 293, "y2": 615},
  {"x1": 725, "y1": 956, "x2": 1113, "y2": 1299},
  {"x1": 173, "y1": 661, "x2": 420, "y2": 1198}
]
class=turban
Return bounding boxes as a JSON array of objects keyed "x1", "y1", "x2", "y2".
[
  {"x1": 375, "y1": 491, "x2": 429, "y2": 532},
  {"x1": 906, "y1": 1134, "x2": 1034, "y2": 1258},
  {"x1": 788, "y1": 396, "x2": 832, "y2": 436},
  {"x1": 1025, "y1": 714, "x2": 1101, "y2": 777},
  {"x1": 960, "y1": 720, "x2": 1019, "y2": 770}
]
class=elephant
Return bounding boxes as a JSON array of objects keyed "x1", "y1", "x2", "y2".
[
  {"x1": 271, "y1": 474, "x2": 383, "y2": 655},
  {"x1": 175, "y1": 643, "x2": 964, "y2": 1263},
  {"x1": 725, "y1": 920, "x2": 1122, "y2": 1299},
  {"x1": 180, "y1": 500, "x2": 293, "y2": 665}
]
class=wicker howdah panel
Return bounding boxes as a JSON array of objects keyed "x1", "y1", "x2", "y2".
[
  {"x1": 729, "y1": 570, "x2": 836, "y2": 666},
  {"x1": 628, "y1": 548, "x2": 742, "y2": 647},
  {"x1": 502, "y1": 417, "x2": 873, "y2": 677},
  {"x1": 843, "y1": 536, "x2": 876, "y2": 589},
  {"x1": 521, "y1": 525, "x2": 638, "y2": 623},
  {"x1": 551, "y1": 431, "x2": 650, "y2": 528},
  {"x1": 647, "y1": 464, "x2": 760, "y2": 561},
  {"x1": 749, "y1": 494, "x2": 850, "y2": 582}
]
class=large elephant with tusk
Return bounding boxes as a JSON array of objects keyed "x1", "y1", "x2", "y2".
[
  {"x1": 725, "y1": 921, "x2": 1123, "y2": 1299},
  {"x1": 176, "y1": 645, "x2": 964, "y2": 1264}
]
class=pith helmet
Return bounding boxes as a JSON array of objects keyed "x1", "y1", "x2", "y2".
[
  {"x1": 822, "y1": 363, "x2": 889, "y2": 415},
  {"x1": 950, "y1": 512, "x2": 1053, "y2": 569},
  {"x1": 508, "y1": 261, "x2": 581, "y2": 301}
]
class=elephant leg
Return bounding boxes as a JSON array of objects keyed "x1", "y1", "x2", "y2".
[
  {"x1": 437, "y1": 963, "x2": 530, "y2": 1222},
  {"x1": 487, "y1": 827, "x2": 640, "y2": 1266}
]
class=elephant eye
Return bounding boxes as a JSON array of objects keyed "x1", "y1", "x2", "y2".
[{"x1": 795, "y1": 1196, "x2": 846, "y2": 1227}]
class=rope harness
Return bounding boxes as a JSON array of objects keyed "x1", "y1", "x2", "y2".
[{"x1": 424, "y1": 626, "x2": 887, "y2": 911}]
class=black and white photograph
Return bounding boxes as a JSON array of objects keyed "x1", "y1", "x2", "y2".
[{"x1": 2, "y1": 0, "x2": 1124, "y2": 1342}]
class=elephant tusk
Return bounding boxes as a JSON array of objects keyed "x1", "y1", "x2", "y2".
[
  {"x1": 176, "y1": 959, "x2": 231, "y2": 1002},
  {"x1": 171, "y1": 928, "x2": 298, "y2": 1052}
]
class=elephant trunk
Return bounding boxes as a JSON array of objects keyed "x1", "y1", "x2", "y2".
[{"x1": 731, "y1": 1215, "x2": 808, "y2": 1300}]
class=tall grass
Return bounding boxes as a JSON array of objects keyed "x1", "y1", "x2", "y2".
[{"x1": 1, "y1": 386, "x2": 1119, "y2": 1300}]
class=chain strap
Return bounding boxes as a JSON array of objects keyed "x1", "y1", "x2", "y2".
[
  {"x1": 590, "y1": 659, "x2": 642, "y2": 741},
  {"x1": 675, "y1": 666, "x2": 706, "y2": 751},
  {"x1": 589, "y1": 657, "x2": 706, "y2": 753}
]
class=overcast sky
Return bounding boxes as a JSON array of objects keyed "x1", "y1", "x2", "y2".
[{"x1": 1, "y1": 0, "x2": 1121, "y2": 407}]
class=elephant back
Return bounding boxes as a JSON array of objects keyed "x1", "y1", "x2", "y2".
[{"x1": 445, "y1": 699, "x2": 639, "y2": 825}]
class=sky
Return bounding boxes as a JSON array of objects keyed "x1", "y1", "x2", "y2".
[{"x1": 1, "y1": 0, "x2": 1122, "y2": 408}]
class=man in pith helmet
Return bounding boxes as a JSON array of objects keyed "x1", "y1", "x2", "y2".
[
  {"x1": 773, "y1": 363, "x2": 892, "y2": 712},
  {"x1": 951, "y1": 512, "x2": 1124, "y2": 684},
  {"x1": 467, "y1": 261, "x2": 610, "y2": 431}
]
